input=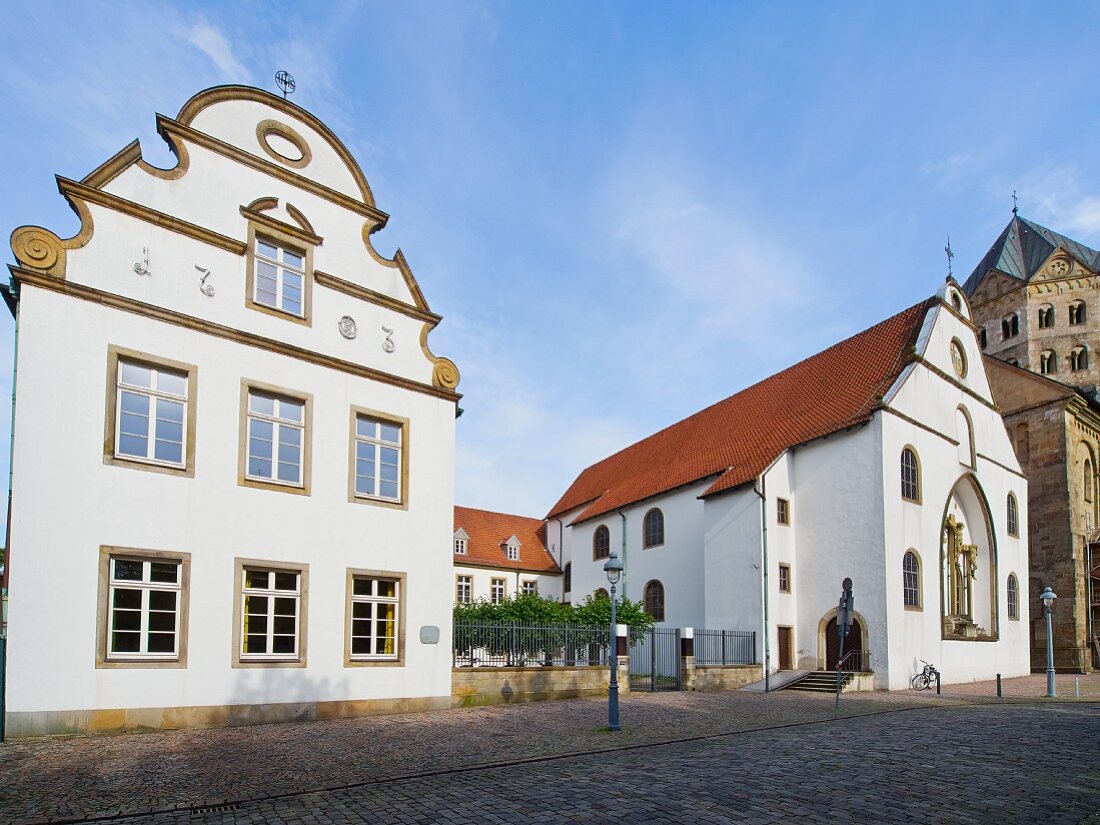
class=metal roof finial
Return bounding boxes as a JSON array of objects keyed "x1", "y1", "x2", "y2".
[
  {"x1": 275, "y1": 70, "x2": 296, "y2": 100},
  {"x1": 1012, "y1": 190, "x2": 1019, "y2": 215},
  {"x1": 945, "y1": 235, "x2": 955, "y2": 281}
]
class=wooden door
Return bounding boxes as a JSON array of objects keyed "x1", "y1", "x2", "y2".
[
  {"x1": 825, "y1": 617, "x2": 864, "y2": 670},
  {"x1": 778, "y1": 626, "x2": 793, "y2": 670}
]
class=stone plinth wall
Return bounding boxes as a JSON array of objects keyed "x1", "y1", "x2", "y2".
[
  {"x1": 451, "y1": 665, "x2": 617, "y2": 708},
  {"x1": 685, "y1": 661, "x2": 762, "y2": 691}
]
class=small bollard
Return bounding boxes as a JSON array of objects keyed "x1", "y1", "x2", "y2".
[
  {"x1": 1075, "y1": 676, "x2": 1080, "y2": 698},
  {"x1": 936, "y1": 671, "x2": 941, "y2": 695},
  {"x1": 996, "y1": 673, "x2": 1002, "y2": 698}
]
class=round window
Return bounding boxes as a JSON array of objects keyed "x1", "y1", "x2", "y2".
[{"x1": 255, "y1": 119, "x2": 312, "y2": 169}]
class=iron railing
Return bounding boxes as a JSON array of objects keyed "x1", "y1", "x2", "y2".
[
  {"x1": 453, "y1": 621, "x2": 610, "y2": 667},
  {"x1": 693, "y1": 629, "x2": 757, "y2": 665},
  {"x1": 834, "y1": 649, "x2": 871, "y2": 672}
]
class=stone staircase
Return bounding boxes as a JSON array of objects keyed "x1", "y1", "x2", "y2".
[{"x1": 782, "y1": 670, "x2": 855, "y2": 693}]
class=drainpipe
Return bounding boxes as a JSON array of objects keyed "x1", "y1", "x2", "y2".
[
  {"x1": 752, "y1": 474, "x2": 771, "y2": 693},
  {"x1": 618, "y1": 509, "x2": 627, "y2": 601}
]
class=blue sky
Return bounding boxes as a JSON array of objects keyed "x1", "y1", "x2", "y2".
[{"x1": 2, "y1": 1, "x2": 1100, "y2": 527}]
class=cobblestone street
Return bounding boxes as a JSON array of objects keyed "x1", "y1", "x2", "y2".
[{"x1": 1, "y1": 690, "x2": 1098, "y2": 823}]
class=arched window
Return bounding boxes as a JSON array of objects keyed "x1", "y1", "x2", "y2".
[
  {"x1": 564, "y1": 562, "x2": 572, "y2": 594},
  {"x1": 1071, "y1": 346, "x2": 1089, "y2": 371},
  {"x1": 644, "y1": 580, "x2": 665, "y2": 621},
  {"x1": 951, "y1": 291, "x2": 963, "y2": 311},
  {"x1": 1038, "y1": 304, "x2": 1055, "y2": 328},
  {"x1": 594, "y1": 588, "x2": 609, "y2": 600},
  {"x1": 1002, "y1": 313, "x2": 1019, "y2": 339},
  {"x1": 1007, "y1": 574, "x2": 1019, "y2": 620},
  {"x1": 643, "y1": 508, "x2": 665, "y2": 548},
  {"x1": 1085, "y1": 458, "x2": 1094, "y2": 504},
  {"x1": 1040, "y1": 350, "x2": 1057, "y2": 375},
  {"x1": 592, "y1": 525, "x2": 610, "y2": 560},
  {"x1": 902, "y1": 550, "x2": 920, "y2": 609},
  {"x1": 955, "y1": 406, "x2": 975, "y2": 467},
  {"x1": 979, "y1": 327, "x2": 987, "y2": 349},
  {"x1": 1070, "y1": 300, "x2": 1087, "y2": 325},
  {"x1": 1007, "y1": 492, "x2": 1019, "y2": 537},
  {"x1": 900, "y1": 447, "x2": 920, "y2": 502}
]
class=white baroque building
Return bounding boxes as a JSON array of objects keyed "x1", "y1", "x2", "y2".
[
  {"x1": 548, "y1": 284, "x2": 1031, "y2": 689},
  {"x1": 3, "y1": 85, "x2": 461, "y2": 736}
]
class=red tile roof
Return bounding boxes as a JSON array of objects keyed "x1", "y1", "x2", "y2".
[
  {"x1": 454, "y1": 506, "x2": 561, "y2": 573},
  {"x1": 547, "y1": 298, "x2": 937, "y2": 524}
]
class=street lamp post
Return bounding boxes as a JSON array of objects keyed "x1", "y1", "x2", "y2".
[
  {"x1": 1041, "y1": 586, "x2": 1058, "y2": 698},
  {"x1": 604, "y1": 551, "x2": 624, "y2": 732}
]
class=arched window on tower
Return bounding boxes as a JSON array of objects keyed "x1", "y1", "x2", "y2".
[
  {"x1": 1038, "y1": 304, "x2": 1055, "y2": 328},
  {"x1": 592, "y1": 525, "x2": 610, "y2": 560},
  {"x1": 1007, "y1": 574, "x2": 1019, "y2": 620},
  {"x1": 1040, "y1": 350, "x2": 1058, "y2": 375},
  {"x1": 1071, "y1": 346, "x2": 1089, "y2": 371},
  {"x1": 643, "y1": 508, "x2": 665, "y2": 548},
  {"x1": 1002, "y1": 313, "x2": 1020, "y2": 339},
  {"x1": 644, "y1": 580, "x2": 665, "y2": 621},
  {"x1": 901, "y1": 447, "x2": 921, "y2": 502},
  {"x1": 1070, "y1": 300, "x2": 1087, "y2": 325}
]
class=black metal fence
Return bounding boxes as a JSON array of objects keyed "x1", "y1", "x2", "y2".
[
  {"x1": 693, "y1": 629, "x2": 757, "y2": 665},
  {"x1": 453, "y1": 621, "x2": 610, "y2": 667},
  {"x1": 629, "y1": 626, "x2": 681, "y2": 691}
]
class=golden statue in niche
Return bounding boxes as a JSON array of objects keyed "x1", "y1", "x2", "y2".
[{"x1": 945, "y1": 514, "x2": 979, "y2": 622}]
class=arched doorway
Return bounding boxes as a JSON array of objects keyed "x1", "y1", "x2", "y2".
[
  {"x1": 817, "y1": 608, "x2": 869, "y2": 671},
  {"x1": 940, "y1": 473, "x2": 998, "y2": 640}
]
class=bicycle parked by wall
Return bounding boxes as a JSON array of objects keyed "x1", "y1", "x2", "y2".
[{"x1": 911, "y1": 660, "x2": 940, "y2": 690}]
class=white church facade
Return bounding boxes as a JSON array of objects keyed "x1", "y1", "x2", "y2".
[
  {"x1": 548, "y1": 284, "x2": 1031, "y2": 690},
  {"x1": 2, "y1": 85, "x2": 462, "y2": 736}
]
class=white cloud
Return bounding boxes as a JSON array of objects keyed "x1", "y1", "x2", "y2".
[
  {"x1": 180, "y1": 16, "x2": 252, "y2": 83},
  {"x1": 1011, "y1": 166, "x2": 1100, "y2": 241}
]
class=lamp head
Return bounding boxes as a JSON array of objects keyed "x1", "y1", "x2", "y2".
[
  {"x1": 1040, "y1": 586, "x2": 1057, "y2": 607},
  {"x1": 604, "y1": 551, "x2": 623, "y2": 585}
]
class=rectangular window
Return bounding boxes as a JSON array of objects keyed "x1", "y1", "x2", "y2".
[
  {"x1": 454, "y1": 538, "x2": 467, "y2": 555},
  {"x1": 107, "y1": 556, "x2": 181, "y2": 659},
  {"x1": 348, "y1": 576, "x2": 400, "y2": 660},
  {"x1": 97, "y1": 547, "x2": 190, "y2": 669},
  {"x1": 253, "y1": 239, "x2": 305, "y2": 317},
  {"x1": 522, "y1": 580, "x2": 537, "y2": 596},
  {"x1": 243, "y1": 385, "x2": 310, "y2": 492},
  {"x1": 777, "y1": 498, "x2": 790, "y2": 525},
  {"x1": 353, "y1": 414, "x2": 403, "y2": 502},
  {"x1": 240, "y1": 567, "x2": 301, "y2": 660},
  {"x1": 506, "y1": 544, "x2": 519, "y2": 561},
  {"x1": 490, "y1": 578, "x2": 506, "y2": 604},
  {"x1": 105, "y1": 347, "x2": 196, "y2": 477},
  {"x1": 456, "y1": 574, "x2": 472, "y2": 604},
  {"x1": 778, "y1": 563, "x2": 791, "y2": 594}
]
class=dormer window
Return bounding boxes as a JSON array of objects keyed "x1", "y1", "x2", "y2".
[
  {"x1": 453, "y1": 530, "x2": 468, "y2": 555},
  {"x1": 502, "y1": 535, "x2": 521, "y2": 562},
  {"x1": 1002, "y1": 313, "x2": 1019, "y2": 340},
  {"x1": 1070, "y1": 300, "x2": 1087, "y2": 325}
]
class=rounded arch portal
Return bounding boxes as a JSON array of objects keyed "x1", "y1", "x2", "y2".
[{"x1": 817, "y1": 606, "x2": 869, "y2": 671}]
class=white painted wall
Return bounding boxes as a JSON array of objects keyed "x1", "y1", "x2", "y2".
[{"x1": 5, "y1": 91, "x2": 457, "y2": 720}]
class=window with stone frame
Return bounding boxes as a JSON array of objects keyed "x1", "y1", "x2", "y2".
[
  {"x1": 1070, "y1": 300, "x2": 1087, "y2": 325},
  {"x1": 776, "y1": 498, "x2": 791, "y2": 525},
  {"x1": 240, "y1": 567, "x2": 301, "y2": 660},
  {"x1": 1071, "y1": 346, "x2": 1089, "y2": 372},
  {"x1": 778, "y1": 563, "x2": 791, "y2": 593},
  {"x1": 902, "y1": 551, "x2": 920, "y2": 609},
  {"x1": 521, "y1": 580, "x2": 538, "y2": 596},
  {"x1": 348, "y1": 576, "x2": 399, "y2": 660},
  {"x1": 1038, "y1": 304, "x2": 1055, "y2": 328},
  {"x1": 490, "y1": 577, "x2": 506, "y2": 604},
  {"x1": 252, "y1": 238, "x2": 306, "y2": 317},
  {"x1": 246, "y1": 390, "x2": 305, "y2": 486},
  {"x1": 901, "y1": 447, "x2": 920, "y2": 502},
  {"x1": 644, "y1": 580, "x2": 665, "y2": 621},
  {"x1": 643, "y1": 508, "x2": 665, "y2": 548},
  {"x1": 592, "y1": 525, "x2": 610, "y2": 560},
  {"x1": 1007, "y1": 492, "x2": 1019, "y2": 537},
  {"x1": 114, "y1": 358, "x2": 189, "y2": 469},
  {"x1": 1040, "y1": 350, "x2": 1058, "y2": 375},
  {"x1": 106, "y1": 555, "x2": 183, "y2": 659},
  {"x1": 1007, "y1": 573, "x2": 1019, "y2": 620},
  {"x1": 455, "y1": 575, "x2": 472, "y2": 604}
]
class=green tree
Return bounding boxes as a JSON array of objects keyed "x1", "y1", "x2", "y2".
[{"x1": 572, "y1": 592, "x2": 654, "y2": 634}]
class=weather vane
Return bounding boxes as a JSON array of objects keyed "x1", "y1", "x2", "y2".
[
  {"x1": 275, "y1": 70, "x2": 296, "y2": 100},
  {"x1": 945, "y1": 235, "x2": 955, "y2": 280},
  {"x1": 1012, "y1": 189, "x2": 1019, "y2": 215}
]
